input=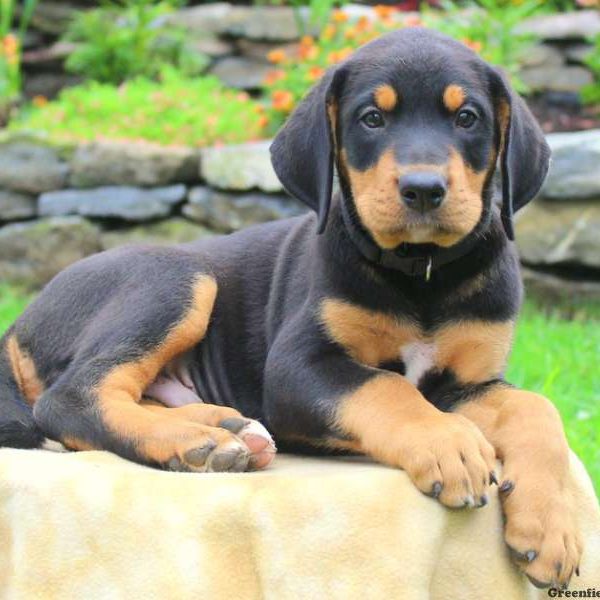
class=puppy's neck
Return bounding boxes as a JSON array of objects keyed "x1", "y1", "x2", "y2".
[{"x1": 319, "y1": 194, "x2": 508, "y2": 292}]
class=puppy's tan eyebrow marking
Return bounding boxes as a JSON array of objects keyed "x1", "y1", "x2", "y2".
[
  {"x1": 443, "y1": 84, "x2": 466, "y2": 112},
  {"x1": 374, "y1": 85, "x2": 399, "y2": 112}
]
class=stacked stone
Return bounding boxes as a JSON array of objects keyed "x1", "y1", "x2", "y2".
[
  {"x1": 1, "y1": 130, "x2": 599, "y2": 295},
  {"x1": 0, "y1": 136, "x2": 304, "y2": 289},
  {"x1": 515, "y1": 130, "x2": 600, "y2": 299}
]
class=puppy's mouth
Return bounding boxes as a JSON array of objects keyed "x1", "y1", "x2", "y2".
[{"x1": 377, "y1": 217, "x2": 466, "y2": 248}]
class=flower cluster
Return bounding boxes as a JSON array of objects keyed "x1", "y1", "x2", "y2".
[
  {"x1": 262, "y1": 7, "x2": 426, "y2": 130},
  {"x1": 0, "y1": 34, "x2": 22, "y2": 102}
]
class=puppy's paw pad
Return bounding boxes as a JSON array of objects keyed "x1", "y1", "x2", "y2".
[{"x1": 206, "y1": 442, "x2": 250, "y2": 473}]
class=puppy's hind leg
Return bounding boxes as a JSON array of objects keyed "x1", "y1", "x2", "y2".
[{"x1": 32, "y1": 274, "x2": 255, "y2": 473}]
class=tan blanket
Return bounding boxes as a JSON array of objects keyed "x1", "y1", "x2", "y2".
[{"x1": 0, "y1": 448, "x2": 598, "y2": 599}]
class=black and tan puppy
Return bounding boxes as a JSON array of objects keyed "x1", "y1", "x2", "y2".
[{"x1": 0, "y1": 28, "x2": 582, "y2": 587}]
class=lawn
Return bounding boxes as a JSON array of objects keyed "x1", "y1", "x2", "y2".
[{"x1": 0, "y1": 284, "x2": 598, "y2": 494}]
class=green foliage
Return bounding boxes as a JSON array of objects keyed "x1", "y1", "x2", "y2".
[
  {"x1": 0, "y1": 0, "x2": 38, "y2": 105},
  {"x1": 63, "y1": 0, "x2": 208, "y2": 84},
  {"x1": 581, "y1": 33, "x2": 600, "y2": 105},
  {"x1": 423, "y1": 0, "x2": 543, "y2": 93},
  {"x1": 11, "y1": 69, "x2": 268, "y2": 146},
  {"x1": 0, "y1": 284, "x2": 31, "y2": 334}
]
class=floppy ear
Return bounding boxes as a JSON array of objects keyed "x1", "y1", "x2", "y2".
[
  {"x1": 489, "y1": 69, "x2": 551, "y2": 240},
  {"x1": 270, "y1": 67, "x2": 346, "y2": 233}
]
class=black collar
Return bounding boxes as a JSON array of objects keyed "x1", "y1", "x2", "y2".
[{"x1": 339, "y1": 195, "x2": 481, "y2": 281}]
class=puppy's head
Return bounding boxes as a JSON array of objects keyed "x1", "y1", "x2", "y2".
[{"x1": 271, "y1": 28, "x2": 550, "y2": 247}]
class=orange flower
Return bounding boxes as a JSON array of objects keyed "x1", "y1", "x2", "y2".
[
  {"x1": 373, "y1": 5, "x2": 396, "y2": 20},
  {"x1": 32, "y1": 95, "x2": 48, "y2": 108},
  {"x1": 404, "y1": 14, "x2": 423, "y2": 27},
  {"x1": 298, "y1": 43, "x2": 319, "y2": 60},
  {"x1": 337, "y1": 47, "x2": 354, "y2": 61},
  {"x1": 2, "y1": 34, "x2": 18, "y2": 58},
  {"x1": 344, "y1": 27, "x2": 357, "y2": 40},
  {"x1": 267, "y1": 49, "x2": 287, "y2": 64},
  {"x1": 321, "y1": 24, "x2": 336, "y2": 42},
  {"x1": 257, "y1": 115, "x2": 269, "y2": 129},
  {"x1": 356, "y1": 15, "x2": 371, "y2": 32},
  {"x1": 300, "y1": 35, "x2": 315, "y2": 48},
  {"x1": 271, "y1": 90, "x2": 295, "y2": 112},
  {"x1": 307, "y1": 66, "x2": 325, "y2": 81},
  {"x1": 327, "y1": 47, "x2": 353, "y2": 64},
  {"x1": 462, "y1": 38, "x2": 483, "y2": 53},
  {"x1": 263, "y1": 69, "x2": 286, "y2": 85},
  {"x1": 332, "y1": 9, "x2": 349, "y2": 23}
]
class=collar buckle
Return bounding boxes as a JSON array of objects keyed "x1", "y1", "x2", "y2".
[{"x1": 425, "y1": 256, "x2": 433, "y2": 282}]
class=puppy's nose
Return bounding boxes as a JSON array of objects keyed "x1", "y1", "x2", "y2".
[{"x1": 399, "y1": 173, "x2": 447, "y2": 213}]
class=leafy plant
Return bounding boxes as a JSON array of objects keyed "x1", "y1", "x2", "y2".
[
  {"x1": 63, "y1": 0, "x2": 208, "y2": 85},
  {"x1": 476, "y1": 0, "x2": 573, "y2": 8},
  {"x1": 262, "y1": 2, "x2": 540, "y2": 129},
  {"x1": 11, "y1": 69, "x2": 269, "y2": 147},
  {"x1": 263, "y1": 7, "x2": 410, "y2": 131},
  {"x1": 581, "y1": 33, "x2": 600, "y2": 105},
  {"x1": 0, "y1": 0, "x2": 38, "y2": 116},
  {"x1": 423, "y1": 0, "x2": 543, "y2": 92}
]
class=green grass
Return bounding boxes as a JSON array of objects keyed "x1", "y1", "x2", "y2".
[
  {"x1": 10, "y1": 70, "x2": 267, "y2": 147},
  {"x1": 0, "y1": 286, "x2": 598, "y2": 493},
  {"x1": 507, "y1": 301, "x2": 600, "y2": 495},
  {"x1": 0, "y1": 285, "x2": 31, "y2": 334}
]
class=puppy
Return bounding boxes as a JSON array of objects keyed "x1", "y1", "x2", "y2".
[{"x1": 0, "y1": 28, "x2": 581, "y2": 588}]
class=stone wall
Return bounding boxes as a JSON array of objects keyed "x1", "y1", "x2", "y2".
[
  {"x1": 0, "y1": 135, "x2": 305, "y2": 289},
  {"x1": 0, "y1": 130, "x2": 599, "y2": 297}
]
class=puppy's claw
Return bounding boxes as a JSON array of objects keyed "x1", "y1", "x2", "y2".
[
  {"x1": 499, "y1": 480, "x2": 514, "y2": 494},
  {"x1": 526, "y1": 575, "x2": 549, "y2": 589}
]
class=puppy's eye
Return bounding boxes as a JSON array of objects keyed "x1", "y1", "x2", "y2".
[
  {"x1": 361, "y1": 110, "x2": 384, "y2": 129},
  {"x1": 455, "y1": 109, "x2": 478, "y2": 129}
]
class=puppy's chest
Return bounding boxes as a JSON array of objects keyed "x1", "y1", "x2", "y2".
[{"x1": 320, "y1": 299, "x2": 513, "y2": 385}]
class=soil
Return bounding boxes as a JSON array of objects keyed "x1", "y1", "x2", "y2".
[{"x1": 527, "y1": 95, "x2": 600, "y2": 133}]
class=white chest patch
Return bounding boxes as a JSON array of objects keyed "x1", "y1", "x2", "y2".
[{"x1": 400, "y1": 342, "x2": 437, "y2": 386}]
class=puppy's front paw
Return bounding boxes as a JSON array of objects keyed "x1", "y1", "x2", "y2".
[
  {"x1": 501, "y1": 471, "x2": 583, "y2": 589},
  {"x1": 219, "y1": 417, "x2": 277, "y2": 470},
  {"x1": 400, "y1": 413, "x2": 497, "y2": 509}
]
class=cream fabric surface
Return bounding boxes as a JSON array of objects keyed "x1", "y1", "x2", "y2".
[{"x1": 0, "y1": 448, "x2": 598, "y2": 600}]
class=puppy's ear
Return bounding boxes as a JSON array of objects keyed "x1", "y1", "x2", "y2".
[
  {"x1": 489, "y1": 69, "x2": 551, "y2": 240},
  {"x1": 270, "y1": 67, "x2": 346, "y2": 233}
]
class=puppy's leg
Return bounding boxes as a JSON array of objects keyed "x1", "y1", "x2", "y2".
[
  {"x1": 457, "y1": 385, "x2": 583, "y2": 588},
  {"x1": 264, "y1": 330, "x2": 496, "y2": 508},
  {"x1": 33, "y1": 275, "x2": 253, "y2": 473}
]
